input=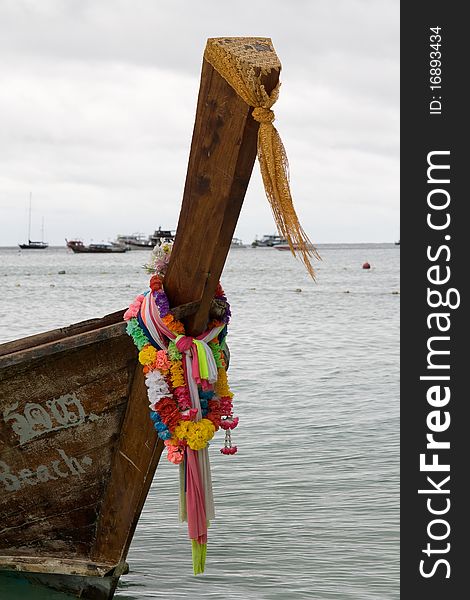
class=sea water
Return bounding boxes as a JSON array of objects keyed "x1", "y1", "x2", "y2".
[{"x1": 0, "y1": 244, "x2": 399, "y2": 599}]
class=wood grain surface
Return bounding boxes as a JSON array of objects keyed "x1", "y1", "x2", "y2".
[{"x1": 164, "y1": 58, "x2": 280, "y2": 335}]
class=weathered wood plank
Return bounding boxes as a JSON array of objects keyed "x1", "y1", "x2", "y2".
[
  {"x1": 0, "y1": 368, "x2": 128, "y2": 451},
  {"x1": 3, "y1": 512, "x2": 97, "y2": 558},
  {"x1": 0, "y1": 323, "x2": 129, "y2": 370},
  {"x1": 0, "y1": 331, "x2": 133, "y2": 388},
  {"x1": 0, "y1": 310, "x2": 125, "y2": 358},
  {"x1": 91, "y1": 365, "x2": 164, "y2": 564},
  {"x1": 164, "y1": 57, "x2": 280, "y2": 335},
  {"x1": 0, "y1": 335, "x2": 134, "y2": 560},
  {"x1": 0, "y1": 341, "x2": 131, "y2": 451},
  {"x1": 0, "y1": 410, "x2": 126, "y2": 555}
]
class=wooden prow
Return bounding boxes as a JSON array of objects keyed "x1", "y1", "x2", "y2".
[
  {"x1": 164, "y1": 56, "x2": 280, "y2": 335},
  {"x1": 0, "y1": 38, "x2": 282, "y2": 599}
]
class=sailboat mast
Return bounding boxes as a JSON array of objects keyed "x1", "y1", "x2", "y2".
[{"x1": 28, "y1": 192, "x2": 32, "y2": 242}]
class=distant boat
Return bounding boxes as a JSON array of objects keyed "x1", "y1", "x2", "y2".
[
  {"x1": 113, "y1": 227, "x2": 175, "y2": 250},
  {"x1": 113, "y1": 234, "x2": 153, "y2": 250},
  {"x1": 150, "y1": 227, "x2": 175, "y2": 246},
  {"x1": 230, "y1": 237, "x2": 245, "y2": 248},
  {"x1": 251, "y1": 234, "x2": 286, "y2": 247},
  {"x1": 395, "y1": 240, "x2": 400, "y2": 246},
  {"x1": 66, "y1": 240, "x2": 127, "y2": 254},
  {"x1": 18, "y1": 194, "x2": 48, "y2": 249},
  {"x1": 18, "y1": 240, "x2": 48, "y2": 250}
]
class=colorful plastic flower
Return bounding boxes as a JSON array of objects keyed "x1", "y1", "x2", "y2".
[
  {"x1": 155, "y1": 290, "x2": 170, "y2": 317},
  {"x1": 154, "y1": 349, "x2": 171, "y2": 371},
  {"x1": 123, "y1": 295, "x2": 145, "y2": 320},
  {"x1": 168, "y1": 340, "x2": 182, "y2": 361},
  {"x1": 139, "y1": 344, "x2": 157, "y2": 366},
  {"x1": 215, "y1": 368, "x2": 233, "y2": 398},
  {"x1": 165, "y1": 440, "x2": 185, "y2": 464},
  {"x1": 149, "y1": 275, "x2": 163, "y2": 292},
  {"x1": 125, "y1": 262, "x2": 237, "y2": 460}
]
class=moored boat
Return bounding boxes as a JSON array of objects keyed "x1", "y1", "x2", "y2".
[
  {"x1": 18, "y1": 194, "x2": 48, "y2": 249},
  {"x1": 251, "y1": 233, "x2": 286, "y2": 247},
  {"x1": 18, "y1": 240, "x2": 48, "y2": 250},
  {"x1": 150, "y1": 227, "x2": 175, "y2": 246},
  {"x1": 230, "y1": 237, "x2": 245, "y2": 248},
  {"x1": 66, "y1": 240, "x2": 128, "y2": 253},
  {"x1": 113, "y1": 233, "x2": 153, "y2": 250},
  {"x1": 113, "y1": 228, "x2": 175, "y2": 250}
]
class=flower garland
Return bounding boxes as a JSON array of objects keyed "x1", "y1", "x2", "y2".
[{"x1": 123, "y1": 243, "x2": 238, "y2": 574}]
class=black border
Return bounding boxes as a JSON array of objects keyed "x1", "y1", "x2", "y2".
[{"x1": 401, "y1": 3, "x2": 467, "y2": 597}]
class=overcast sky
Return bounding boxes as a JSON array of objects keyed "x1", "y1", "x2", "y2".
[{"x1": 0, "y1": 0, "x2": 399, "y2": 246}]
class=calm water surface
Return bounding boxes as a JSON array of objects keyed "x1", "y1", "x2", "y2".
[{"x1": 0, "y1": 244, "x2": 399, "y2": 599}]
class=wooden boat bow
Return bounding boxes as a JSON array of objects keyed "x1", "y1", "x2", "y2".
[{"x1": 0, "y1": 37, "x2": 284, "y2": 599}]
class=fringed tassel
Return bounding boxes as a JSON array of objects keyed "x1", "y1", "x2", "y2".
[
  {"x1": 253, "y1": 108, "x2": 320, "y2": 279},
  {"x1": 203, "y1": 38, "x2": 320, "y2": 279}
]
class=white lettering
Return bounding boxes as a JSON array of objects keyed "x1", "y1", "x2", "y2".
[
  {"x1": 0, "y1": 449, "x2": 93, "y2": 493},
  {"x1": 3, "y1": 393, "x2": 99, "y2": 445}
]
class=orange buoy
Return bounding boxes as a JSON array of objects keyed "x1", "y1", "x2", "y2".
[{"x1": 362, "y1": 262, "x2": 371, "y2": 269}]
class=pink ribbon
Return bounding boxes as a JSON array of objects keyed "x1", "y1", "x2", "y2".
[
  {"x1": 175, "y1": 335, "x2": 193, "y2": 352},
  {"x1": 186, "y1": 448, "x2": 208, "y2": 544}
]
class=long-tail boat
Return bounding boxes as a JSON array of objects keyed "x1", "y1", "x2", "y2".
[
  {"x1": 66, "y1": 239, "x2": 128, "y2": 253},
  {"x1": 0, "y1": 37, "x2": 317, "y2": 599}
]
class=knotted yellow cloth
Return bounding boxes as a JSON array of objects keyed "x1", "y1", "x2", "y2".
[{"x1": 204, "y1": 38, "x2": 320, "y2": 278}]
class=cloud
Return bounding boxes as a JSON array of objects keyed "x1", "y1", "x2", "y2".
[{"x1": 0, "y1": 0, "x2": 399, "y2": 245}]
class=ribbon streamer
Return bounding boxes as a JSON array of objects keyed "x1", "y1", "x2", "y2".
[
  {"x1": 204, "y1": 37, "x2": 320, "y2": 278},
  {"x1": 139, "y1": 292, "x2": 223, "y2": 572}
]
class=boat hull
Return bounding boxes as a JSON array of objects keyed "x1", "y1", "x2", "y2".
[
  {"x1": 18, "y1": 244, "x2": 48, "y2": 250},
  {"x1": 0, "y1": 312, "x2": 163, "y2": 598},
  {"x1": 123, "y1": 242, "x2": 153, "y2": 250},
  {"x1": 0, "y1": 559, "x2": 128, "y2": 599},
  {"x1": 70, "y1": 247, "x2": 127, "y2": 253}
]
